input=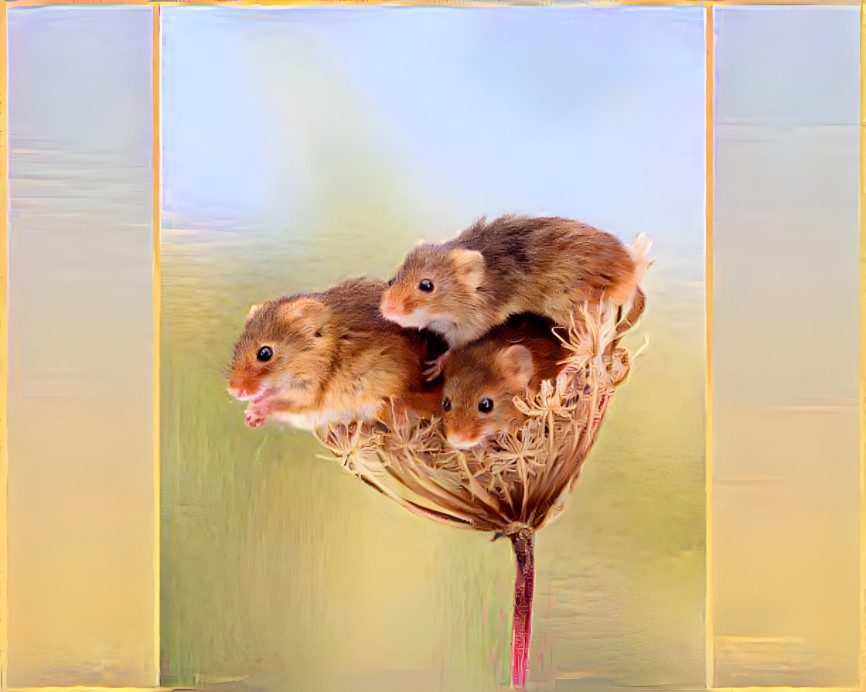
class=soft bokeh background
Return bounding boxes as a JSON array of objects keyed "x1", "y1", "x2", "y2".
[
  {"x1": 711, "y1": 6, "x2": 860, "y2": 687},
  {"x1": 6, "y1": 6, "x2": 155, "y2": 687},
  {"x1": 161, "y1": 7, "x2": 706, "y2": 691}
]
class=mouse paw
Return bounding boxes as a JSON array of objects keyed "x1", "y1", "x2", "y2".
[
  {"x1": 245, "y1": 411, "x2": 266, "y2": 428},
  {"x1": 244, "y1": 402, "x2": 270, "y2": 428},
  {"x1": 422, "y1": 351, "x2": 450, "y2": 381}
]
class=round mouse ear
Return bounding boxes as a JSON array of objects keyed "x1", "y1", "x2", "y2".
[
  {"x1": 278, "y1": 297, "x2": 328, "y2": 331},
  {"x1": 495, "y1": 344, "x2": 534, "y2": 390},
  {"x1": 244, "y1": 303, "x2": 263, "y2": 326},
  {"x1": 448, "y1": 248, "x2": 485, "y2": 289}
]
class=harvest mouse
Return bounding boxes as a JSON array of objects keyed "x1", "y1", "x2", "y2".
[
  {"x1": 380, "y1": 214, "x2": 649, "y2": 378},
  {"x1": 227, "y1": 278, "x2": 446, "y2": 430},
  {"x1": 439, "y1": 313, "x2": 570, "y2": 450}
]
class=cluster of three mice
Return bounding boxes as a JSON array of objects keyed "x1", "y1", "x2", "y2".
[{"x1": 227, "y1": 214, "x2": 648, "y2": 451}]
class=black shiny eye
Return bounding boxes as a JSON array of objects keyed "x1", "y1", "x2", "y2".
[
  {"x1": 257, "y1": 346, "x2": 273, "y2": 362},
  {"x1": 386, "y1": 277, "x2": 395, "y2": 287},
  {"x1": 478, "y1": 398, "x2": 494, "y2": 413},
  {"x1": 418, "y1": 279, "x2": 434, "y2": 292},
  {"x1": 442, "y1": 398, "x2": 452, "y2": 412}
]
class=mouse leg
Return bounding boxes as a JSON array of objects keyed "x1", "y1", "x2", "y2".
[{"x1": 422, "y1": 350, "x2": 450, "y2": 381}]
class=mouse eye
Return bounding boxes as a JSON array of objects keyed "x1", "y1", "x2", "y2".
[
  {"x1": 418, "y1": 279, "x2": 434, "y2": 293},
  {"x1": 386, "y1": 277, "x2": 395, "y2": 287},
  {"x1": 478, "y1": 398, "x2": 494, "y2": 414},
  {"x1": 442, "y1": 398, "x2": 452, "y2": 412},
  {"x1": 256, "y1": 346, "x2": 273, "y2": 362}
]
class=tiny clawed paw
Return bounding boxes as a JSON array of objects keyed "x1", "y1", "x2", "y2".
[
  {"x1": 245, "y1": 404, "x2": 269, "y2": 428},
  {"x1": 423, "y1": 352, "x2": 450, "y2": 381},
  {"x1": 245, "y1": 412, "x2": 265, "y2": 428}
]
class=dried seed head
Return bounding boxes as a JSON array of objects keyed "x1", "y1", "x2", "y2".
[{"x1": 316, "y1": 296, "x2": 644, "y2": 535}]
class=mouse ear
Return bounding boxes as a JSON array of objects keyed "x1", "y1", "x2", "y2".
[
  {"x1": 495, "y1": 344, "x2": 534, "y2": 391},
  {"x1": 244, "y1": 303, "x2": 263, "y2": 326},
  {"x1": 278, "y1": 297, "x2": 328, "y2": 330},
  {"x1": 449, "y1": 248, "x2": 485, "y2": 289}
]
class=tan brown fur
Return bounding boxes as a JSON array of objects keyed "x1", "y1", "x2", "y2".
[
  {"x1": 227, "y1": 279, "x2": 444, "y2": 429},
  {"x1": 440, "y1": 313, "x2": 569, "y2": 449},
  {"x1": 380, "y1": 214, "x2": 644, "y2": 349}
]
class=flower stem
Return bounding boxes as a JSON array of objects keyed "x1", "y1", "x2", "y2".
[{"x1": 509, "y1": 528, "x2": 535, "y2": 689}]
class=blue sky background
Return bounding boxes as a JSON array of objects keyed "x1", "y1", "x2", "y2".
[{"x1": 162, "y1": 6, "x2": 706, "y2": 283}]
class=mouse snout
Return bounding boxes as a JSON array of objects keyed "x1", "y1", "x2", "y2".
[
  {"x1": 445, "y1": 428, "x2": 484, "y2": 450},
  {"x1": 380, "y1": 296, "x2": 405, "y2": 318},
  {"x1": 227, "y1": 383, "x2": 246, "y2": 399},
  {"x1": 446, "y1": 433, "x2": 482, "y2": 450},
  {"x1": 227, "y1": 380, "x2": 258, "y2": 401}
]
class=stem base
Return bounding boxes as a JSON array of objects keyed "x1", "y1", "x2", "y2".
[{"x1": 509, "y1": 529, "x2": 535, "y2": 689}]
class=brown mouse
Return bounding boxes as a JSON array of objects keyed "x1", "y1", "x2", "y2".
[
  {"x1": 439, "y1": 313, "x2": 570, "y2": 450},
  {"x1": 380, "y1": 214, "x2": 649, "y2": 376},
  {"x1": 227, "y1": 278, "x2": 446, "y2": 430}
]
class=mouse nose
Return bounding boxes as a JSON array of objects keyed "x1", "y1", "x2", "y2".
[
  {"x1": 446, "y1": 432, "x2": 482, "y2": 450},
  {"x1": 228, "y1": 383, "x2": 253, "y2": 400},
  {"x1": 380, "y1": 298, "x2": 403, "y2": 318}
]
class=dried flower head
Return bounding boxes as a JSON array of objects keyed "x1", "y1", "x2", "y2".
[{"x1": 317, "y1": 299, "x2": 636, "y2": 535}]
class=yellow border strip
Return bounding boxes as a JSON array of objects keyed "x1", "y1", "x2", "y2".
[
  {"x1": 705, "y1": 5, "x2": 715, "y2": 689},
  {"x1": 857, "y1": 3, "x2": 866, "y2": 689},
  {"x1": 151, "y1": 4, "x2": 161, "y2": 688},
  {"x1": 0, "y1": 2, "x2": 8, "y2": 689}
]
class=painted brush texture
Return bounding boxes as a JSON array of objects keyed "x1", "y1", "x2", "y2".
[
  {"x1": 2, "y1": 4, "x2": 860, "y2": 691},
  {"x1": 161, "y1": 7, "x2": 705, "y2": 691},
  {"x1": 712, "y1": 6, "x2": 860, "y2": 687},
  {"x1": 6, "y1": 6, "x2": 155, "y2": 687}
]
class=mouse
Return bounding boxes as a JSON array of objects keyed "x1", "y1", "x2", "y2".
[
  {"x1": 227, "y1": 278, "x2": 446, "y2": 430},
  {"x1": 380, "y1": 214, "x2": 649, "y2": 378},
  {"x1": 439, "y1": 313, "x2": 570, "y2": 450}
]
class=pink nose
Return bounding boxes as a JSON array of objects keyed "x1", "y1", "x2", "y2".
[
  {"x1": 380, "y1": 300, "x2": 403, "y2": 317},
  {"x1": 228, "y1": 384, "x2": 251, "y2": 400}
]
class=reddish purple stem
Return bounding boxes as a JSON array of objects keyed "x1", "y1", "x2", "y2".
[{"x1": 509, "y1": 529, "x2": 535, "y2": 689}]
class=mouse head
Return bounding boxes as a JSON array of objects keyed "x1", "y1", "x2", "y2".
[
  {"x1": 227, "y1": 295, "x2": 334, "y2": 409},
  {"x1": 380, "y1": 244, "x2": 486, "y2": 328},
  {"x1": 440, "y1": 343, "x2": 535, "y2": 450}
]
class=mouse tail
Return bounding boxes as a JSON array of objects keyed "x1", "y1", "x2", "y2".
[
  {"x1": 627, "y1": 232, "x2": 653, "y2": 286},
  {"x1": 612, "y1": 233, "x2": 652, "y2": 339}
]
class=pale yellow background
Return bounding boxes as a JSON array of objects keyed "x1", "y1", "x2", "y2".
[
  {"x1": 6, "y1": 6, "x2": 155, "y2": 687},
  {"x1": 712, "y1": 6, "x2": 860, "y2": 687}
]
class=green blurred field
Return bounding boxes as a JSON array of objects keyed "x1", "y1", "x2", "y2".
[{"x1": 159, "y1": 223, "x2": 706, "y2": 691}]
